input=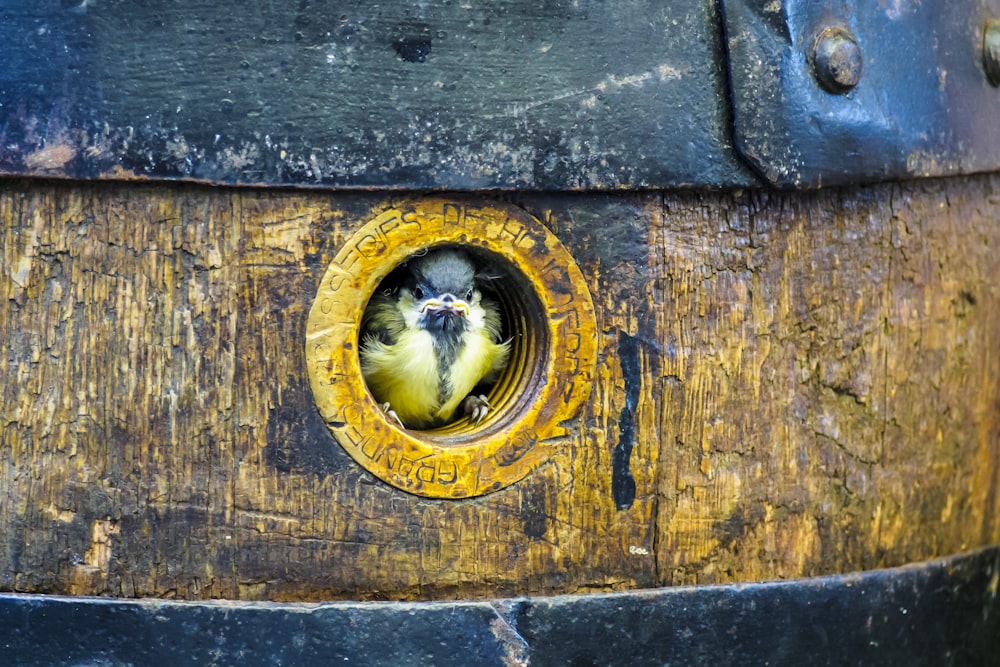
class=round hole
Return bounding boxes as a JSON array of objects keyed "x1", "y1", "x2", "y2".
[
  {"x1": 306, "y1": 198, "x2": 597, "y2": 498},
  {"x1": 358, "y1": 243, "x2": 549, "y2": 442}
]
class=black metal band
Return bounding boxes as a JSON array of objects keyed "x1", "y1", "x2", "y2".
[
  {"x1": 4, "y1": 1, "x2": 999, "y2": 190},
  {"x1": 3, "y1": 545, "x2": 998, "y2": 666}
]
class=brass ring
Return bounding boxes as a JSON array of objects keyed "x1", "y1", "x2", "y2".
[{"x1": 306, "y1": 198, "x2": 596, "y2": 498}]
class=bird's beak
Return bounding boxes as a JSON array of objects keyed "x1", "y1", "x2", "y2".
[{"x1": 420, "y1": 297, "x2": 470, "y2": 316}]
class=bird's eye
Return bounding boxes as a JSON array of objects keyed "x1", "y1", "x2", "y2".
[
  {"x1": 465, "y1": 289, "x2": 473, "y2": 300},
  {"x1": 413, "y1": 287, "x2": 424, "y2": 299}
]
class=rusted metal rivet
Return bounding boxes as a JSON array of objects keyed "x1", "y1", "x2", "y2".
[
  {"x1": 811, "y1": 27, "x2": 864, "y2": 93},
  {"x1": 985, "y1": 19, "x2": 1000, "y2": 87}
]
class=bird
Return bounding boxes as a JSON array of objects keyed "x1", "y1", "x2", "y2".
[{"x1": 359, "y1": 248, "x2": 510, "y2": 430}]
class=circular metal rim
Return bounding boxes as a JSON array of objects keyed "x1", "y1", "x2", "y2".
[{"x1": 305, "y1": 197, "x2": 597, "y2": 498}]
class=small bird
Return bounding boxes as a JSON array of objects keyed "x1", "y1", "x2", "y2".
[{"x1": 360, "y1": 248, "x2": 510, "y2": 430}]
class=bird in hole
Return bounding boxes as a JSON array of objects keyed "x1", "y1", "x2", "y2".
[{"x1": 360, "y1": 248, "x2": 510, "y2": 429}]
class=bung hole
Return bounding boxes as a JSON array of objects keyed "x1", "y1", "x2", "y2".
[{"x1": 358, "y1": 243, "x2": 548, "y2": 442}]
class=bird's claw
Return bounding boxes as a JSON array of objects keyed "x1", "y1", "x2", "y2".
[
  {"x1": 381, "y1": 402, "x2": 405, "y2": 429},
  {"x1": 463, "y1": 394, "x2": 491, "y2": 426}
]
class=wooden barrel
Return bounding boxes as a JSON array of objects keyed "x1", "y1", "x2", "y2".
[
  {"x1": 2, "y1": 177, "x2": 998, "y2": 601},
  {"x1": 2, "y1": 1, "x2": 999, "y2": 663}
]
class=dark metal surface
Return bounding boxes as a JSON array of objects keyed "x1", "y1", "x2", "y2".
[
  {"x1": 2, "y1": 545, "x2": 999, "y2": 666},
  {"x1": 0, "y1": 0, "x2": 755, "y2": 190},
  {"x1": 721, "y1": 0, "x2": 1000, "y2": 187},
  {"x1": 3, "y1": 2, "x2": 1000, "y2": 190}
]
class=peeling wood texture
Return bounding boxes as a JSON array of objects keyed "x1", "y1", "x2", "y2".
[{"x1": 1, "y1": 175, "x2": 999, "y2": 601}]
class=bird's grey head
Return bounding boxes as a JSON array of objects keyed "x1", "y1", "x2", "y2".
[
  {"x1": 410, "y1": 248, "x2": 476, "y2": 298},
  {"x1": 408, "y1": 248, "x2": 478, "y2": 337}
]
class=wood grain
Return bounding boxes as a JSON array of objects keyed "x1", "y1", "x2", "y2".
[{"x1": 1, "y1": 176, "x2": 998, "y2": 600}]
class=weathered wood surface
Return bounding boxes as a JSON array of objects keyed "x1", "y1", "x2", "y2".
[
  {"x1": 1, "y1": 175, "x2": 998, "y2": 601},
  {"x1": 0, "y1": 0, "x2": 752, "y2": 190}
]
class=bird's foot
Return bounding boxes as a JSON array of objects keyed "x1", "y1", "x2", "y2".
[
  {"x1": 380, "y1": 402, "x2": 405, "y2": 428},
  {"x1": 462, "y1": 394, "x2": 491, "y2": 426}
]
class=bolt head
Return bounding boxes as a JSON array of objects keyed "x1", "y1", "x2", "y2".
[
  {"x1": 812, "y1": 27, "x2": 864, "y2": 93},
  {"x1": 985, "y1": 19, "x2": 1000, "y2": 87}
]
